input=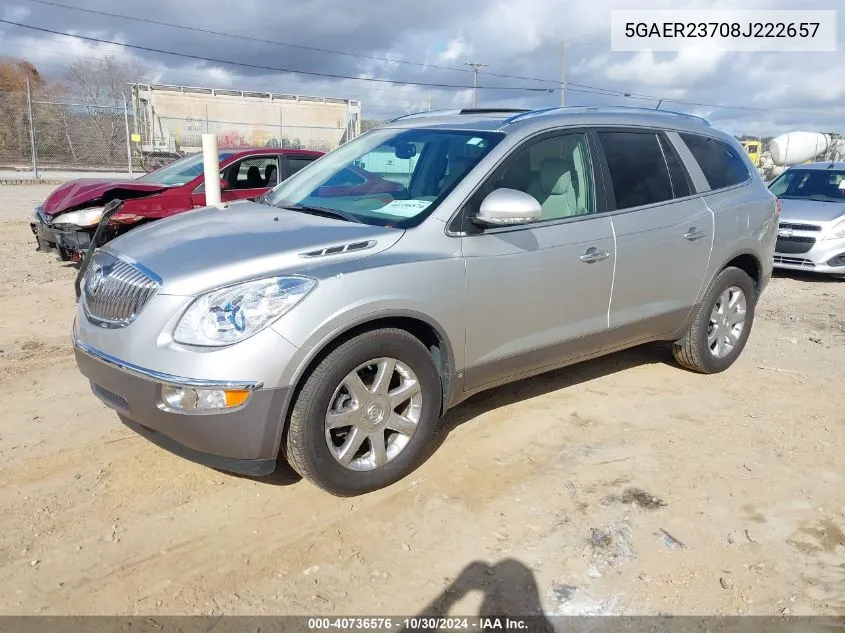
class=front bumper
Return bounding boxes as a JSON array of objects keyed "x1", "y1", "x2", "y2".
[
  {"x1": 30, "y1": 214, "x2": 95, "y2": 261},
  {"x1": 773, "y1": 234, "x2": 845, "y2": 275},
  {"x1": 74, "y1": 338, "x2": 291, "y2": 476}
]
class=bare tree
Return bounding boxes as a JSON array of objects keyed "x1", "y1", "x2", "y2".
[{"x1": 63, "y1": 55, "x2": 149, "y2": 162}]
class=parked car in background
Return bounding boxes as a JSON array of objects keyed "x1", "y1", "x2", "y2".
[
  {"x1": 30, "y1": 148, "x2": 323, "y2": 262},
  {"x1": 768, "y1": 162, "x2": 845, "y2": 279},
  {"x1": 72, "y1": 106, "x2": 777, "y2": 496}
]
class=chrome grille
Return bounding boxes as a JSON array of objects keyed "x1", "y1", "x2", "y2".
[{"x1": 82, "y1": 251, "x2": 160, "y2": 326}]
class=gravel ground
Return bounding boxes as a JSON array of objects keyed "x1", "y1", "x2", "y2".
[{"x1": 0, "y1": 182, "x2": 843, "y2": 617}]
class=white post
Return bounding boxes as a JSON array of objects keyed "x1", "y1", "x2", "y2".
[
  {"x1": 122, "y1": 93, "x2": 133, "y2": 178},
  {"x1": 202, "y1": 133, "x2": 222, "y2": 208}
]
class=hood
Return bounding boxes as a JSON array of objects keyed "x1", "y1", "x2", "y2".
[
  {"x1": 42, "y1": 178, "x2": 168, "y2": 215},
  {"x1": 104, "y1": 200, "x2": 404, "y2": 295},
  {"x1": 778, "y1": 198, "x2": 845, "y2": 224}
]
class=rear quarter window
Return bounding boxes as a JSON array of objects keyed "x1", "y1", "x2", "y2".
[{"x1": 679, "y1": 133, "x2": 750, "y2": 190}]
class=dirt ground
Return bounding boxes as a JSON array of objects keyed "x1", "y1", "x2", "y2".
[{"x1": 1, "y1": 183, "x2": 843, "y2": 617}]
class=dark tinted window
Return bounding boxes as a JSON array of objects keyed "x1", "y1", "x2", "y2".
[
  {"x1": 285, "y1": 157, "x2": 316, "y2": 176},
  {"x1": 659, "y1": 135, "x2": 692, "y2": 198},
  {"x1": 679, "y1": 133, "x2": 750, "y2": 190},
  {"x1": 598, "y1": 132, "x2": 673, "y2": 210}
]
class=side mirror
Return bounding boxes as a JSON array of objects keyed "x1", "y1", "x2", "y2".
[
  {"x1": 474, "y1": 188, "x2": 542, "y2": 227},
  {"x1": 220, "y1": 178, "x2": 230, "y2": 191}
]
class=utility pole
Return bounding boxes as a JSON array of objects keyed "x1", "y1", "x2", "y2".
[
  {"x1": 559, "y1": 41, "x2": 565, "y2": 107},
  {"x1": 464, "y1": 62, "x2": 488, "y2": 108}
]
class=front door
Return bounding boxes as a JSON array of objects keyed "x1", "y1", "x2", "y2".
[
  {"x1": 459, "y1": 131, "x2": 616, "y2": 391},
  {"x1": 594, "y1": 129, "x2": 713, "y2": 340},
  {"x1": 191, "y1": 155, "x2": 279, "y2": 207}
]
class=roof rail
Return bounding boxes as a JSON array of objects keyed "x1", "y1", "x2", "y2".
[
  {"x1": 458, "y1": 108, "x2": 530, "y2": 115},
  {"x1": 389, "y1": 107, "x2": 530, "y2": 123},
  {"x1": 388, "y1": 109, "x2": 462, "y2": 122},
  {"x1": 606, "y1": 105, "x2": 711, "y2": 126},
  {"x1": 502, "y1": 107, "x2": 564, "y2": 124},
  {"x1": 501, "y1": 105, "x2": 711, "y2": 127}
]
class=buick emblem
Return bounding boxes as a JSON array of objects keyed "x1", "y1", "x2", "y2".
[
  {"x1": 87, "y1": 265, "x2": 105, "y2": 295},
  {"x1": 777, "y1": 228, "x2": 794, "y2": 238}
]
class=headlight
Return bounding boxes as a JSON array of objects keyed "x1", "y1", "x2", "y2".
[
  {"x1": 173, "y1": 275, "x2": 317, "y2": 346},
  {"x1": 823, "y1": 218, "x2": 845, "y2": 241},
  {"x1": 52, "y1": 207, "x2": 105, "y2": 228}
]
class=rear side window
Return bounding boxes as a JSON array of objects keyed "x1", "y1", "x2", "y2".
[
  {"x1": 598, "y1": 131, "x2": 673, "y2": 210},
  {"x1": 679, "y1": 133, "x2": 750, "y2": 190},
  {"x1": 285, "y1": 156, "x2": 317, "y2": 177},
  {"x1": 659, "y1": 135, "x2": 693, "y2": 198}
]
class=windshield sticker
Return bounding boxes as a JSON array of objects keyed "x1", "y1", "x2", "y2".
[
  {"x1": 466, "y1": 137, "x2": 484, "y2": 146},
  {"x1": 376, "y1": 199, "x2": 432, "y2": 217}
]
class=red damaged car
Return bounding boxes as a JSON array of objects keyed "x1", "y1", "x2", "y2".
[{"x1": 30, "y1": 148, "x2": 324, "y2": 262}]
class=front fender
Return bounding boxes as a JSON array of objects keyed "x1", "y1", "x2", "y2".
[{"x1": 270, "y1": 258, "x2": 466, "y2": 391}]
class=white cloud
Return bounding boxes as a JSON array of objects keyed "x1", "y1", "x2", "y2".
[
  {"x1": 438, "y1": 38, "x2": 469, "y2": 63},
  {"x1": 602, "y1": 49, "x2": 727, "y2": 86}
]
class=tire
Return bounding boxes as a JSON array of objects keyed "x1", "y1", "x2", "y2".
[
  {"x1": 672, "y1": 266, "x2": 756, "y2": 374},
  {"x1": 283, "y1": 328, "x2": 442, "y2": 496}
]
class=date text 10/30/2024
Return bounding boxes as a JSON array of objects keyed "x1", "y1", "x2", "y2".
[{"x1": 307, "y1": 617, "x2": 531, "y2": 630}]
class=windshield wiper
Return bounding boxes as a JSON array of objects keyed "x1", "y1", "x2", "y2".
[{"x1": 281, "y1": 204, "x2": 360, "y2": 223}]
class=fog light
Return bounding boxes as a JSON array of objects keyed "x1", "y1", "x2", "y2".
[
  {"x1": 827, "y1": 253, "x2": 845, "y2": 268},
  {"x1": 162, "y1": 385, "x2": 250, "y2": 411}
]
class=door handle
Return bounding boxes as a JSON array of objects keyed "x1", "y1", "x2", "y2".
[
  {"x1": 580, "y1": 247, "x2": 611, "y2": 263},
  {"x1": 684, "y1": 227, "x2": 706, "y2": 241}
]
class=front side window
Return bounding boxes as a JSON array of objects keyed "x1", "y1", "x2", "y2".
[
  {"x1": 679, "y1": 133, "x2": 750, "y2": 190},
  {"x1": 598, "y1": 131, "x2": 673, "y2": 210},
  {"x1": 769, "y1": 168, "x2": 845, "y2": 202},
  {"x1": 265, "y1": 128, "x2": 503, "y2": 227},
  {"x1": 468, "y1": 132, "x2": 595, "y2": 223},
  {"x1": 139, "y1": 151, "x2": 235, "y2": 186},
  {"x1": 226, "y1": 156, "x2": 279, "y2": 189}
]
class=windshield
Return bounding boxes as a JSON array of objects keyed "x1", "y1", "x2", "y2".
[
  {"x1": 769, "y1": 168, "x2": 845, "y2": 202},
  {"x1": 138, "y1": 152, "x2": 235, "y2": 186},
  {"x1": 265, "y1": 127, "x2": 503, "y2": 227}
]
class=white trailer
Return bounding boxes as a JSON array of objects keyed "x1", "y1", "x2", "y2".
[{"x1": 131, "y1": 83, "x2": 361, "y2": 169}]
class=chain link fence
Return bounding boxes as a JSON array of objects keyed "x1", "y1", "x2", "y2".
[{"x1": 0, "y1": 90, "x2": 354, "y2": 178}]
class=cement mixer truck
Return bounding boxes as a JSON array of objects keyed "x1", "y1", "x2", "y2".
[{"x1": 758, "y1": 131, "x2": 845, "y2": 181}]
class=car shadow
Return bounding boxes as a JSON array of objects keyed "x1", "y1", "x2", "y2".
[
  {"x1": 399, "y1": 558, "x2": 556, "y2": 630},
  {"x1": 772, "y1": 269, "x2": 841, "y2": 284},
  {"x1": 424, "y1": 343, "x2": 672, "y2": 460},
  {"x1": 241, "y1": 343, "x2": 672, "y2": 489}
]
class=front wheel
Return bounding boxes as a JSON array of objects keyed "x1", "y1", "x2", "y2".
[
  {"x1": 283, "y1": 328, "x2": 442, "y2": 496},
  {"x1": 672, "y1": 266, "x2": 756, "y2": 374}
]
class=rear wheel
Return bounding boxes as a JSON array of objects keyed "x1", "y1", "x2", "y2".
[
  {"x1": 672, "y1": 266, "x2": 756, "y2": 374},
  {"x1": 283, "y1": 328, "x2": 441, "y2": 496}
]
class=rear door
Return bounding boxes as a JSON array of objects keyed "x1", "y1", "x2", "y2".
[{"x1": 595, "y1": 129, "x2": 713, "y2": 342}]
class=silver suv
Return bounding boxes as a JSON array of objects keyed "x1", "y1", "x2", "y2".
[{"x1": 72, "y1": 106, "x2": 778, "y2": 495}]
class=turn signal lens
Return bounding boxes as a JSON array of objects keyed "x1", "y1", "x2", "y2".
[
  {"x1": 162, "y1": 386, "x2": 253, "y2": 411},
  {"x1": 224, "y1": 390, "x2": 250, "y2": 407}
]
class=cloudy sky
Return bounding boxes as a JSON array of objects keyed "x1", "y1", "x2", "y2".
[{"x1": 1, "y1": 0, "x2": 843, "y2": 136}]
